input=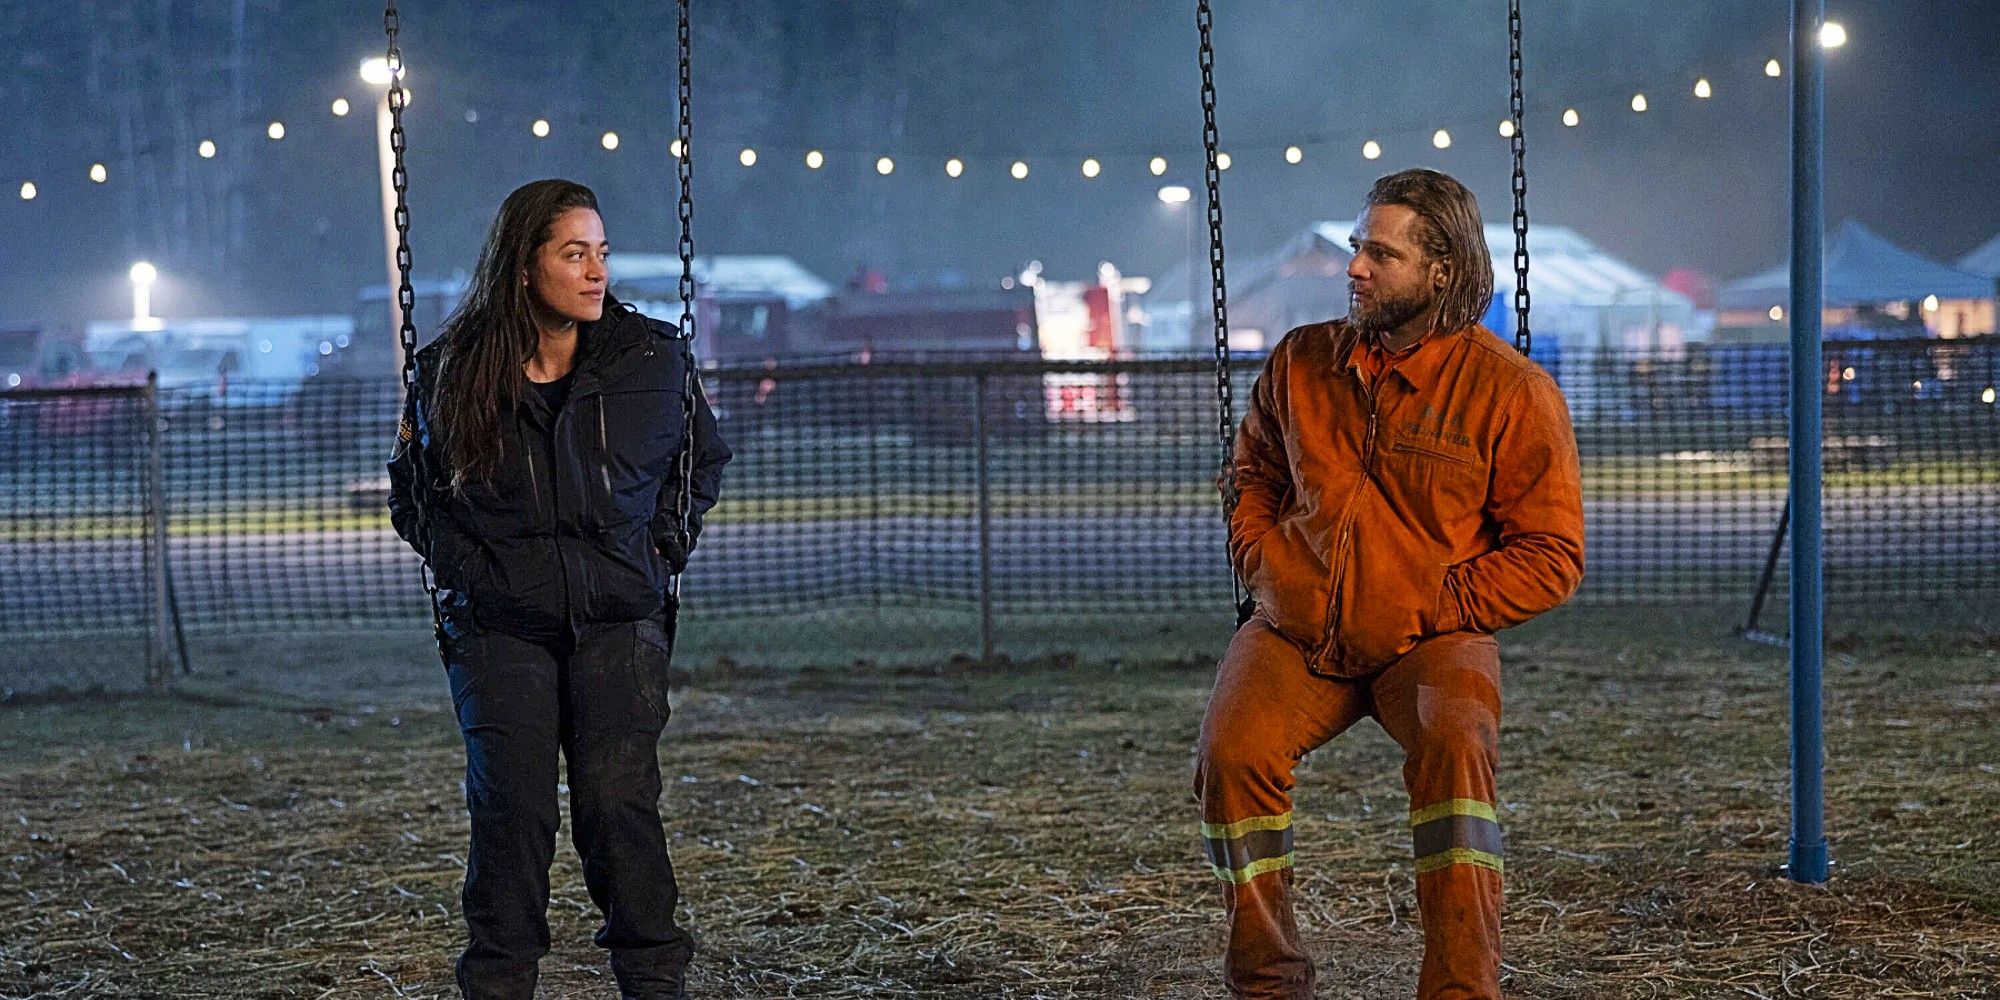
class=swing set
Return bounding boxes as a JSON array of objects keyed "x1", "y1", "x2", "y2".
[{"x1": 373, "y1": 0, "x2": 1832, "y2": 887}]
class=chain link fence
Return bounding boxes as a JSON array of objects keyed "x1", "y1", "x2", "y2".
[{"x1": 3, "y1": 338, "x2": 1995, "y2": 693}]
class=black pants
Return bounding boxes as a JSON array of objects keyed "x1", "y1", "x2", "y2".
[{"x1": 445, "y1": 617, "x2": 693, "y2": 1000}]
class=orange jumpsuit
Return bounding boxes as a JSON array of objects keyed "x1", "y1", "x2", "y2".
[{"x1": 1197, "y1": 320, "x2": 1585, "y2": 999}]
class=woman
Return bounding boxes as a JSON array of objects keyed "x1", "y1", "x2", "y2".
[{"x1": 388, "y1": 178, "x2": 729, "y2": 1000}]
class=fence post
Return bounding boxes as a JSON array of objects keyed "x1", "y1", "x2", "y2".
[
  {"x1": 973, "y1": 372, "x2": 995, "y2": 665},
  {"x1": 143, "y1": 372, "x2": 173, "y2": 693}
]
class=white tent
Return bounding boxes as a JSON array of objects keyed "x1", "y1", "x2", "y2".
[{"x1": 1147, "y1": 222, "x2": 1699, "y2": 356}]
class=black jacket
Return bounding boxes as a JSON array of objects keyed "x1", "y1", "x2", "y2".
[{"x1": 388, "y1": 300, "x2": 730, "y2": 639}]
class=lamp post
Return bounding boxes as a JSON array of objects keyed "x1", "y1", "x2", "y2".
[
  {"x1": 1159, "y1": 185, "x2": 1196, "y2": 350},
  {"x1": 129, "y1": 261, "x2": 162, "y2": 332},
  {"x1": 361, "y1": 56, "x2": 407, "y2": 379}
]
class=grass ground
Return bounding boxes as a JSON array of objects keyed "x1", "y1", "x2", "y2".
[{"x1": 1, "y1": 607, "x2": 1995, "y2": 998}]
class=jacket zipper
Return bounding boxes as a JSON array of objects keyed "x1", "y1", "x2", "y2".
[
  {"x1": 524, "y1": 441, "x2": 542, "y2": 528},
  {"x1": 1312, "y1": 368, "x2": 1383, "y2": 670},
  {"x1": 597, "y1": 396, "x2": 613, "y2": 508}
]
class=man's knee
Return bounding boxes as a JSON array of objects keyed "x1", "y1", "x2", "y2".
[
  {"x1": 1407, "y1": 701, "x2": 1498, "y2": 771},
  {"x1": 1197, "y1": 723, "x2": 1295, "y2": 797}
]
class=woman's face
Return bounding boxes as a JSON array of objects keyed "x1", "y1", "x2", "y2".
[{"x1": 526, "y1": 207, "x2": 609, "y2": 327}]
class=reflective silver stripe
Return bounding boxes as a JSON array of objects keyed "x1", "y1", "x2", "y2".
[
  {"x1": 1203, "y1": 826, "x2": 1294, "y2": 875},
  {"x1": 1412, "y1": 813, "x2": 1504, "y2": 861}
]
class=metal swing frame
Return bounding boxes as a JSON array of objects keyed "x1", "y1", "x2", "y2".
[
  {"x1": 383, "y1": 0, "x2": 703, "y2": 660},
  {"x1": 1197, "y1": 0, "x2": 1532, "y2": 616}
]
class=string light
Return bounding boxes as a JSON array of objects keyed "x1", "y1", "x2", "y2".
[
  {"x1": 1819, "y1": 22, "x2": 1847, "y2": 48},
  {"x1": 1923, "y1": 294, "x2": 1940, "y2": 312},
  {"x1": 19, "y1": 182, "x2": 35, "y2": 201},
  {"x1": 18, "y1": 59, "x2": 1844, "y2": 201},
  {"x1": 670, "y1": 139, "x2": 684, "y2": 159},
  {"x1": 1769, "y1": 306, "x2": 1785, "y2": 321}
]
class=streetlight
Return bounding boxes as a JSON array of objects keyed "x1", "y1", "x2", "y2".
[
  {"x1": 362, "y1": 56, "x2": 409, "y2": 379},
  {"x1": 130, "y1": 262, "x2": 162, "y2": 332},
  {"x1": 1159, "y1": 186, "x2": 1197, "y2": 349}
]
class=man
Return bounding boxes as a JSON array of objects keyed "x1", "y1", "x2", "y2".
[{"x1": 1196, "y1": 168, "x2": 1585, "y2": 999}]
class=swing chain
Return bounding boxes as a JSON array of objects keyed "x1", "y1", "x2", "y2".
[
  {"x1": 1509, "y1": 0, "x2": 1532, "y2": 358},
  {"x1": 1198, "y1": 0, "x2": 1245, "y2": 612},
  {"x1": 385, "y1": 1, "x2": 444, "y2": 651},
  {"x1": 670, "y1": 0, "x2": 698, "y2": 601}
]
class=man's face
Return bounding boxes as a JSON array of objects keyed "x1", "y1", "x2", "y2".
[
  {"x1": 1346, "y1": 203, "x2": 1442, "y2": 335},
  {"x1": 528, "y1": 207, "x2": 610, "y2": 326}
]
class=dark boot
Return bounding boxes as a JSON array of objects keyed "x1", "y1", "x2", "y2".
[
  {"x1": 454, "y1": 957, "x2": 538, "y2": 1000},
  {"x1": 610, "y1": 943, "x2": 691, "y2": 999}
]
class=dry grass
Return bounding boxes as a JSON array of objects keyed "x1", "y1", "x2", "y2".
[{"x1": 2, "y1": 609, "x2": 1996, "y2": 998}]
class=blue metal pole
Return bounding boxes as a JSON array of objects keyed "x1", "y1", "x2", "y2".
[{"x1": 1788, "y1": 0, "x2": 1829, "y2": 884}]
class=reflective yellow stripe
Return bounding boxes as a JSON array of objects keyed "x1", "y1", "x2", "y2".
[
  {"x1": 1201, "y1": 811, "x2": 1293, "y2": 840},
  {"x1": 1414, "y1": 848, "x2": 1504, "y2": 875},
  {"x1": 1210, "y1": 852, "x2": 1296, "y2": 884},
  {"x1": 1409, "y1": 798, "x2": 1496, "y2": 826}
]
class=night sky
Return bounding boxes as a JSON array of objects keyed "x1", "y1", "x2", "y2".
[{"x1": 3, "y1": 1, "x2": 1996, "y2": 328}]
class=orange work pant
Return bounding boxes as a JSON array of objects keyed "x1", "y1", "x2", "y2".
[{"x1": 1195, "y1": 620, "x2": 1504, "y2": 1000}]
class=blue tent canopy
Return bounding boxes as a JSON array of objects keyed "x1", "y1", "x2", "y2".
[
  {"x1": 1718, "y1": 220, "x2": 1994, "y2": 310},
  {"x1": 1958, "y1": 232, "x2": 2000, "y2": 285}
]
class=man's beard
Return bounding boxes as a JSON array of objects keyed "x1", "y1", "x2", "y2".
[{"x1": 1348, "y1": 283, "x2": 1434, "y2": 335}]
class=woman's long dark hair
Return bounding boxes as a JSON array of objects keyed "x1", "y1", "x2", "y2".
[{"x1": 433, "y1": 179, "x2": 599, "y2": 492}]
